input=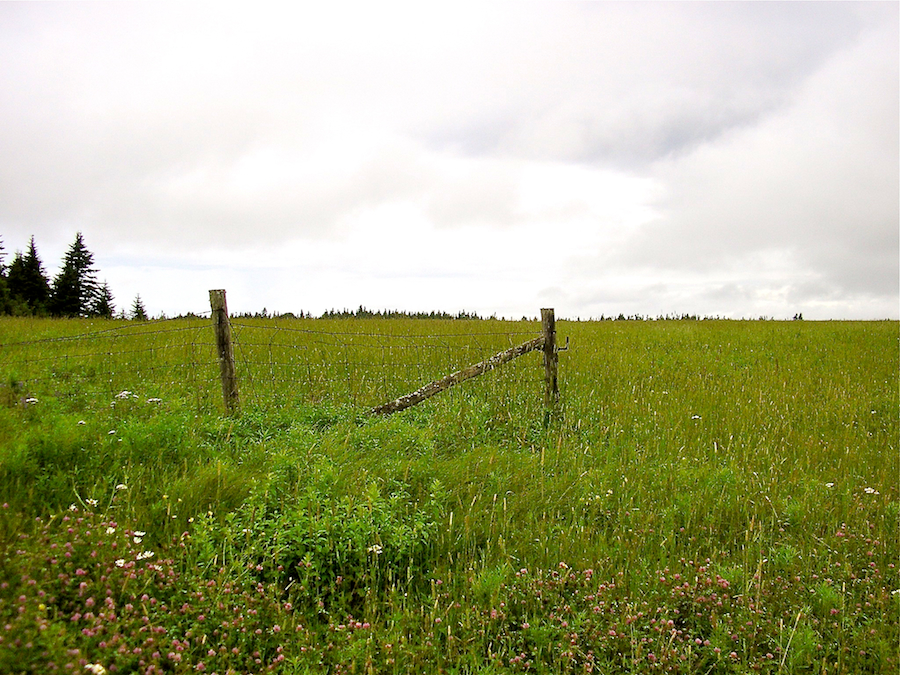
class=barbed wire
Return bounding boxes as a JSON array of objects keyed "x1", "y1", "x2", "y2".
[{"x1": 0, "y1": 313, "x2": 547, "y2": 413}]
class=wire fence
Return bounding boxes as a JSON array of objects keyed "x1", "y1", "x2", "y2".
[
  {"x1": 0, "y1": 317, "x2": 220, "y2": 411},
  {"x1": 0, "y1": 314, "x2": 548, "y2": 415}
]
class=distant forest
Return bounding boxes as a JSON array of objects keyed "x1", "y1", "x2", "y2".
[{"x1": 0, "y1": 234, "x2": 803, "y2": 322}]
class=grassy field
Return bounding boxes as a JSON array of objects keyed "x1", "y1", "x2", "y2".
[{"x1": 0, "y1": 317, "x2": 896, "y2": 673}]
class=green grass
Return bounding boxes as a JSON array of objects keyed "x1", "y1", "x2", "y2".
[{"x1": 0, "y1": 317, "x2": 896, "y2": 673}]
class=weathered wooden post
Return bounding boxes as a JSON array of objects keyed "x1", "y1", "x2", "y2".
[
  {"x1": 541, "y1": 308, "x2": 559, "y2": 411},
  {"x1": 209, "y1": 289, "x2": 239, "y2": 415}
]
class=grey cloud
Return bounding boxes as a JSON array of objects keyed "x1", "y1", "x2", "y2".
[
  {"x1": 614, "y1": 17, "x2": 899, "y2": 306},
  {"x1": 421, "y1": 3, "x2": 873, "y2": 168},
  {"x1": 0, "y1": 2, "x2": 895, "y2": 319}
]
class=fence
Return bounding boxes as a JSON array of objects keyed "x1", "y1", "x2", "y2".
[
  {"x1": 0, "y1": 318, "x2": 221, "y2": 411},
  {"x1": 0, "y1": 291, "x2": 564, "y2": 417}
]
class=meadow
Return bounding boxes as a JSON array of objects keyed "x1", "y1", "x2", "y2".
[{"x1": 0, "y1": 316, "x2": 896, "y2": 674}]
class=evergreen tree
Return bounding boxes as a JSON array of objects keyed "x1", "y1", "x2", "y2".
[
  {"x1": 131, "y1": 294, "x2": 148, "y2": 321},
  {"x1": 0, "y1": 238, "x2": 10, "y2": 315},
  {"x1": 92, "y1": 281, "x2": 115, "y2": 318},
  {"x1": 7, "y1": 237, "x2": 51, "y2": 315},
  {"x1": 50, "y1": 232, "x2": 99, "y2": 317}
]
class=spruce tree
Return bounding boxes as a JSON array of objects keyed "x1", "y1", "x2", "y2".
[
  {"x1": 50, "y1": 232, "x2": 99, "y2": 317},
  {"x1": 7, "y1": 237, "x2": 51, "y2": 315},
  {"x1": 0, "y1": 238, "x2": 10, "y2": 315},
  {"x1": 93, "y1": 282, "x2": 115, "y2": 318},
  {"x1": 131, "y1": 294, "x2": 148, "y2": 321}
]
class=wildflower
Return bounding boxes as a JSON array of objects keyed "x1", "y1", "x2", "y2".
[
  {"x1": 368, "y1": 544, "x2": 383, "y2": 555},
  {"x1": 86, "y1": 499, "x2": 98, "y2": 507},
  {"x1": 24, "y1": 397, "x2": 38, "y2": 405},
  {"x1": 106, "y1": 527, "x2": 116, "y2": 535},
  {"x1": 691, "y1": 414, "x2": 701, "y2": 420},
  {"x1": 78, "y1": 420, "x2": 86, "y2": 425},
  {"x1": 147, "y1": 398, "x2": 162, "y2": 404},
  {"x1": 864, "y1": 487, "x2": 880, "y2": 495},
  {"x1": 115, "y1": 484, "x2": 127, "y2": 491},
  {"x1": 108, "y1": 430, "x2": 116, "y2": 435},
  {"x1": 136, "y1": 550, "x2": 154, "y2": 560},
  {"x1": 115, "y1": 560, "x2": 125, "y2": 568},
  {"x1": 69, "y1": 504, "x2": 78, "y2": 512},
  {"x1": 85, "y1": 665, "x2": 107, "y2": 675},
  {"x1": 825, "y1": 482, "x2": 834, "y2": 488},
  {"x1": 115, "y1": 391, "x2": 133, "y2": 400}
]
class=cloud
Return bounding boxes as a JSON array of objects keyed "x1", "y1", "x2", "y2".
[
  {"x1": 0, "y1": 2, "x2": 895, "y2": 319},
  {"x1": 420, "y1": 2, "x2": 871, "y2": 167},
  {"x1": 614, "y1": 17, "x2": 898, "y2": 309}
]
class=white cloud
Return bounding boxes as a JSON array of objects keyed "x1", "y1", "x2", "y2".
[
  {"x1": 0, "y1": 2, "x2": 895, "y2": 319},
  {"x1": 611, "y1": 18, "x2": 898, "y2": 317}
]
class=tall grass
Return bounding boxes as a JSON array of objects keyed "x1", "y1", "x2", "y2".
[{"x1": 0, "y1": 317, "x2": 896, "y2": 673}]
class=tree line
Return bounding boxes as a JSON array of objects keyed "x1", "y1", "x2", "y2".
[{"x1": 0, "y1": 233, "x2": 147, "y2": 319}]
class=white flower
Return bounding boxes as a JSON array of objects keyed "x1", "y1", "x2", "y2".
[
  {"x1": 147, "y1": 398, "x2": 162, "y2": 404},
  {"x1": 106, "y1": 527, "x2": 116, "y2": 535},
  {"x1": 368, "y1": 544, "x2": 383, "y2": 555},
  {"x1": 108, "y1": 430, "x2": 116, "y2": 435},
  {"x1": 825, "y1": 483, "x2": 834, "y2": 488},
  {"x1": 691, "y1": 415, "x2": 701, "y2": 420},
  {"x1": 864, "y1": 487, "x2": 880, "y2": 495},
  {"x1": 78, "y1": 420, "x2": 86, "y2": 425},
  {"x1": 115, "y1": 484, "x2": 127, "y2": 491},
  {"x1": 85, "y1": 664, "x2": 107, "y2": 675},
  {"x1": 86, "y1": 498, "x2": 98, "y2": 507},
  {"x1": 136, "y1": 550, "x2": 154, "y2": 560},
  {"x1": 115, "y1": 391, "x2": 133, "y2": 400},
  {"x1": 24, "y1": 397, "x2": 38, "y2": 405},
  {"x1": 68, "y1": 504, "x2": 78, "y2": 511},
  {"x1": 115, "y1": 559, "x2": 125, "y2": 568}
]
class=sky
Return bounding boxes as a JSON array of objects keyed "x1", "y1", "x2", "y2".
[{"x1": 0, "y1": 1, "x2": 897, "y2": 320}]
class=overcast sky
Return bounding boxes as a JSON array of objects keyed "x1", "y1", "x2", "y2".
[{"x1": 1, "y1": 2, "x2": 897, "y2": 319}]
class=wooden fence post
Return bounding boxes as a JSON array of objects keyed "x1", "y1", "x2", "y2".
[
  {"x1": 209, "y1": 289, "x2": 239, "y2": 414},
  {"x1": 541, "y1": 308, "x2": 559, "y2": 411}
]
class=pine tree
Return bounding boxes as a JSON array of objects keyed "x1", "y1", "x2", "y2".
[
  {"x1": 50, "y1": 232, "x2": 99, "y2": 317},
  {"x1": 7, "y1": 237, "x2": 51, "y2": 315},
  {"x1": 131, "y1": 294, "x2": 148, "y2": 321},
  {"x1": 0, "y1": 238, "x2": 10, "y2": 315},
  {"x1": 93, "y1": 281, "x2": 115, "y2": 318}
]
